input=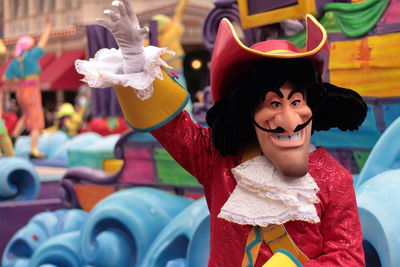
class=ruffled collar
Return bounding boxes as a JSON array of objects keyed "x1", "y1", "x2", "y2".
[{"x1": 218, "y1": 155, "x2": 320, "y2": 226}]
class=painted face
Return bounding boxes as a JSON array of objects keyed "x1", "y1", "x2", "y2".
[{"x1": 253, "y1": 82, "x2": 312, "y2": 177}]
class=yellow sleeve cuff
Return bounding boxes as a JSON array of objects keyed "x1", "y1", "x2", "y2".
[{"x1": 114, "y1": 71, "x2": 189, "y2": 131}]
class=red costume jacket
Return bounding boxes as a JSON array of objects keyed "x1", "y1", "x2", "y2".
[{"x1": 152, "y1": 111, "x2": 365, "y2": 267}]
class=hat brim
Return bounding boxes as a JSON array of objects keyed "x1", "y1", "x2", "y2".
[{"x1": 210, "y1": 14, "x2": 329, "y2": 103}]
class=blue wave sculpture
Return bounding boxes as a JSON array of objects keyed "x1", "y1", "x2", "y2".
[
  {"x1": 141, "y1": 197, "x2": 210, "y2": 267},
  {"x1": 0, "y1": 157, "x2": 40, "y2": 202},
  {"x1": 2, "y1": 209, "x2": 88, "y2": 267},
  {"x1": 80, "y1": 187, "x2": 193, "y2": 266}
]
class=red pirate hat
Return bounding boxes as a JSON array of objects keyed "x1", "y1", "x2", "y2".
[{"x1": 210, "y1": 14, "x2": 329, "y2": 103}]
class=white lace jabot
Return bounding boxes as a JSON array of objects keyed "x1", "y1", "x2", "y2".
[
  {"x1": 218, "y1": 155, "x2": 320, "y2": 227},
  {"x1": 75, "y1": 46, "x2": 174, "y2": 100}
]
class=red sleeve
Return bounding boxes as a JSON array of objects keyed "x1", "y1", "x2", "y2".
[
  {"x1": 305, "y1": 163, "x2": 365, "y2": 266},
  {"x1": 151, "y1": 110, "x2": 222, "y2": 185}
]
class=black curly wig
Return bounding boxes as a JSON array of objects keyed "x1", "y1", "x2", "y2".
[{"x1": 206, "y1": 59, "x2": 367, "y2": 156}]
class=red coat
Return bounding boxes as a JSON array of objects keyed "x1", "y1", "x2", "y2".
[{"x1": 152, "y1": 111, "x2": 365, "y2": 267}]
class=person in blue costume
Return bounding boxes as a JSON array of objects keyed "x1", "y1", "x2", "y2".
[{"x1": 3, "y1": 18, "x2": 52, "y2": 158}]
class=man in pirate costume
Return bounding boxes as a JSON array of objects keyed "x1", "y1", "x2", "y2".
[{"x1": 76, "y1": 0, "x2": 366, "y2": 266}]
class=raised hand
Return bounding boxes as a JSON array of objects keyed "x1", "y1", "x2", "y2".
[
  {"x1": 97, "y1": 0, "x2": 149, "y2": 72},
  {"x1": 75, "y1": 0, "x2": 175, "y2": 90}
]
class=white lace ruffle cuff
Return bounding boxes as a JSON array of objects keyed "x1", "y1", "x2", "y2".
[{"x1": 75, "y1": 46, "x2": 174, "y2": 100}]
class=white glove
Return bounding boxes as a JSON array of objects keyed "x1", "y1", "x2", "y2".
[{"x1": 97, "y1": 0, "x2": 149, "y2": 73}]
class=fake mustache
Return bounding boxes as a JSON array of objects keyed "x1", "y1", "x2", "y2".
[{"x1": 253, "y1": 117, "x2": 312, "y2": 133}]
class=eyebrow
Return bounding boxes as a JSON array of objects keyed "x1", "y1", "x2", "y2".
[
  {"x1": 267, "y1": 88, "x2": 303, "y2": 100},
  {"x1": 269, "y1": 89, "x2": 284, "y2": 98},
  {"x1": 287, "y1": 88, "x2": 303, "y2": 100},
  {"x1": 269, "y1": 89, "x2": 301, "y2": 99}
]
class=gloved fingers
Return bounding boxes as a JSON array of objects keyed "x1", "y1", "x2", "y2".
[
  {"x1": 131, "y1": 26, "x2": 149, "y2": 44},
  {"x1": 138, "y1": 27, "x2": 149, "y2": 37},
  {"x1": 96, "y1": 18, "x2": 113, "y2": 31},
  {"x1": 104, "y1": 9, "x2": 120, "y2": 22},
  {"x1": 121, "y1": 0, "x2": 139, "y2": 26},
  {"x1": 112, "y1": 1, "x2": 126, "y2": 18}
]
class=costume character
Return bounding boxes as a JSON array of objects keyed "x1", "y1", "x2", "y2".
[
  {"x1": 42, "y1": 102, "x2": 87, "y2": 137},
  {"x1": 3, "y1": 18, "x2": 52, "y2": 158},
  {"x1": 43, "y1": 86, "x2": 90, "y2": 137},
  {"x1": 76, "y1": 1, "x2": 367, "y2": 266}
]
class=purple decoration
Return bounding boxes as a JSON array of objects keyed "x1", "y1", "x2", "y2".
[
  {"x1": 372, "y1": 23, "x2": 400, "y2": 35},
  {"x1": 203, "y1": 0, "x2": 302, "y2": 52},
  {"x1": 59, "y1": 167, "x2": 121, "y2": 208},
  {"x1": 85, "y1": 25, "x2": 123, "y2": 118},
  {"x1": 247, "y1": 0, "x2": 298, "y2": 15},
  {"x1": 214, "y1": 0, "x2": 237, "y2": 8},
  {"x1": 149, "y1": 20, "x2": 159, "y2": 47},
  {"x1": 203, "y1": 3, "x2": 253, "y2": 52}
]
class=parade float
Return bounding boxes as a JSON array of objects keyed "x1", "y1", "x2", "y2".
[{"x1": 2, "y1": 0, "x2": 400, "y2": 266}]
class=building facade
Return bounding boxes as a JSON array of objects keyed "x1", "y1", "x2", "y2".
[
  {"x1": 2, "y1": 0, "x2": 213, "y2": 58},
  {"x1": 1, "y1": 0, "x2": 213, "y2": 107}
]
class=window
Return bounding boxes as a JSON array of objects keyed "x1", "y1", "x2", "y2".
[
  {"x1": 0, "y1": 0, "x2": 3, "y2": 16},
  {"x1": 38, "y1": 0, "x2": 45, "y2": 13},
  {"x1": 11, "y1": 0, "x2": 19, "y2": 17},
  {"x1": 22, "y1": 0, "x2": 29, "y2": 16},
  {"x1": 49, "y1": 0, "x2": 56, "y2": 11},
  {"x1": 64, "y1": 0, "x2": 72, "y2": 9}
]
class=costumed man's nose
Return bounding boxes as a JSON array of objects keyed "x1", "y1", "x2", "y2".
[
  {"x1": 274, "y1": 107, "x2": 302, "y2": 133},
  {"x1": 253, "y1": 108, "x2": 313, "y2": 133}
]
